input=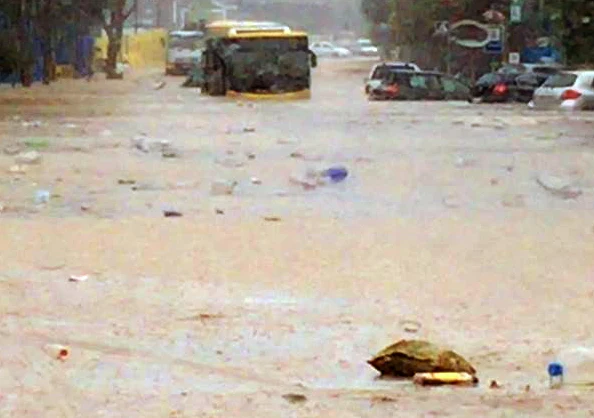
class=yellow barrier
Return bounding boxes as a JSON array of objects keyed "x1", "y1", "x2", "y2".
[{"x1": 95, "y1": 28, "x2": 167, "y2": 70}]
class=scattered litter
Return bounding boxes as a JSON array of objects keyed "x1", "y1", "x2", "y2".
[
  {"x1": 289, "y1": 151, "x2": 323, "y2": 161},
  {"x1": 289, "y1": 171, "x2": 320, "y2": 190},
  {"x1": 250, "y1": 177, "x2": 262, "y2": 185},
  {"x1": 3, "y1": 145, "x2": 23, "y2": 156},
  {"x1": 36, "y1": 261, "x2": 65, "y2": 271},
  {"x1": 490, "y1": 380, "x2": 502, "y2": 389},
  {"x1": 246, "y1": 152, "x2": 256, "y2": 160},
  {"x1": 163, "y1": 210, "x2": 183, "y2": 218},
  {"x1": 211, "y1": 180, "x2": 237, "y2": 196},
  {"x1": 320, "y1": 166, "x2": 348, "y2": 183},
  {"x1": 80, "y1": 203, "x2": 91, "y2": 212},
  {"x1": 400, "y1": 319, "x2": 421, "y2": 333},
  {"x1": 69, "y1": 274, "x2": 89, "y2": 282},
  {"x1": 131, "y1": 136, "x2": 150, "y2": 153},
  {"x1": 454, "y1": 156, "x2": 475, "y2": 168},
  {"x1": 44, "y1": 344, "x2": 69, "y2": 361},
  {"x1": 8, "y1": 165, "x2": 27, "y2": 174},
  {"x1": 413, "y1": 372, "x2": 478, "y2": 386},
  {"x1": 34, "y1": 190, "x2": 51, "y2": 204},
  {"x1": 502, "y1": 194, "x2": 525, "y2": 208},
  {"x1": 161, "y1": 141, "x2": 179, "y2": 158},
  {"x1": 282, "y1": 393, "x2": 307, "y2": 404},
  {"x1": 154, "y1": 80, "x2": 167, "y2": 90},
  {"x1": 216, "y1": 157, "x2": 245, "y2": 168},
  {"x1": 23, "y1": 138, "x2": 49, "y2": 150},
  {"x1": 368, "y1": 340, "x2": 476, "y2": 377},
  {"x1": 242, "y1": 127, "x2": 256, "y2": 133},
  {"x1": 22, "y1": 120, "x2": 42, "y2": 128},
  {"x1": 442, "y1": 195, "x2": 461, "y2": 208},
  {"x1": 215, "y1": 208, "x2": 225, "y2": 215},
  {"x1": 117, "y1": 179, "x2": 136, "y2": 185},
  {"x1": 490, "y1": 178, "x2": 499, "y2": 186},
  {"x1": 15, "y1": 150, "x2": 42, "y2": 165},
  {"x1": 536, "y1": 174, "x2": 582, "y2": 200},
  {"x1": 264, "y1": 216, "x2": 281, "y2": 222},
  {"x1": 64, "y1": 123, "x2": 78, "y2": 129}
]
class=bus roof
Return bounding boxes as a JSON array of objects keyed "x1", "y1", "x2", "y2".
[
  {"x1": 227, "y1": 30, "x2": 308, "y2": 39},
  {"x1": 169, "y1": 30, "x2": 204, "y2": 37},
  {"x1": 206, "y1": 20, "x2": 284, "y2": 29}
]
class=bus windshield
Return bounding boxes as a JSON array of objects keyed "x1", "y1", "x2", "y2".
[{"x1": 225, "y1": 37, "x2": 309, "y2": 53}]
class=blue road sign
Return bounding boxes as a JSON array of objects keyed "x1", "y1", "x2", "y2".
[{"x1": 484, "y1": 40, "x2": 503, "y2": 54}]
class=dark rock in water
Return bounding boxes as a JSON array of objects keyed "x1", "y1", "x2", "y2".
[
  {"x1": 536, "y1": 174, "x2": 582, "y2": 200},
  {"x1": 282, "y1": 393, "x2": 307, "y2": 404},
  {"x1": 368, "y1": 339, "x2": 476, "y2": 378},
  {"x1": 163, "y1": 210, "x2": 183, "y2": 217}
]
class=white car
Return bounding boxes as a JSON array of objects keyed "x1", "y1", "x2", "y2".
[
  {"x1": 530, "y1": 70, "x2": 594, "y2": 111},
  {"x1": 309, "y1": 41, "x2": 352, "y2": 58},
  {"x1": 353, "y1": 38, "x2": 379, "y2": 56},
  {"x1": 364, "y1": 61, "x2": 421, "y2": 94}
]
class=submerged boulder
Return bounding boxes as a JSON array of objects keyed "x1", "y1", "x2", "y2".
[{"x1": 368, "y1": 339, "x2": 476, "y2": 378}]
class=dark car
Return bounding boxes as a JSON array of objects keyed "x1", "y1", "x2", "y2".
[
  {"x1": 515, "y1": 66, "x2": 563, "y2": 102},
  {"x1": 472, "y1": 72, "x2": 520, "y2": 103},
  {"x1": 473, "y1": 64, "x2": 563, "y2": 103},
  {"x1": 368, "y1": 70, "x2": 472, "y2": 102}
]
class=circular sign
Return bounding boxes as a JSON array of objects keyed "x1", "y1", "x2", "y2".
[{"x1": 449, "y1": 19, "x2": 491, "y2": 48}]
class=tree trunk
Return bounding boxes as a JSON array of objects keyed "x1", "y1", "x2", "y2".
[{"x1": 105, "y1": 29, "x2": 123, "y2": 79}]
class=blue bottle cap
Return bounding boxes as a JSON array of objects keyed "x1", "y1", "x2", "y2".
[
  {"x1": 548, "y1": 362, "x2": 564, "y2": 377},
  {"x1": 322, "y1": 166, "x2": 348, "y2": 183}
]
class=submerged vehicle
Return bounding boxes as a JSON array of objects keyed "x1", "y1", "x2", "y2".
[
  {"x1": 199, "y1": 20, "x2": 317, "y2": 99},
  {"x1": 166, "y1": 30, "x2": 205, "y2": 75},
  {"x1": 368, "y1": 70, "x2": 472, "y2": 102}
]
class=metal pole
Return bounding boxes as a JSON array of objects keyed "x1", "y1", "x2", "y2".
[{"x1": 135, "y1": 0, "x2": 139, "y2": 33}]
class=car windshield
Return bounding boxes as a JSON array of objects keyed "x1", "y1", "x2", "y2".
[
  {"x1": 170, "y1": 34, "x2": 203, "y2": 49},
  {"x1": 542, "y1": 73, "x2": 578, "y2": 88},
  {"x1": 372, "y1": 65, "x2": 415, "y2": 79},
  {"x1": 477, "y1": 73, "x2": 500, "y2": 84},
  {"x1": 388, "y1": 72, "x2": 441, "y2": 90}
]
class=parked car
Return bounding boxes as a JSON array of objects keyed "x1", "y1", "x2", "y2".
[
  {"x1": 530, "y1": 71, "x2": 594, "y2": 111},
  {"x1": 368, "y1": 70, "x2": 472, "y2": 102},
  {"x1": 309, "y1": 41, "x2": 352, "y2": 58},
  {"x1": 473, "y1": 63, "x2": 564, "y2": 103},
  {"x1": 472, "y1": 71, "x2": 521, "y2": 103},
  {"x1": 364, "y1": 61, "x2": 421, "y2": 94},
  {"x1": 351, "y1": 39, "x2": 379, "y2": 57}
]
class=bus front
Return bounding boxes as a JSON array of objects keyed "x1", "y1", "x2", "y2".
[{"x1": 223, "y1": 30, "x2": 316, "y2": 98}]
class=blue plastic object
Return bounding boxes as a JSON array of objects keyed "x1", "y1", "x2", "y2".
[
  {"x1": 548, "y1": 362, "x2": 564, "y2": 377},
  {"x1": 321, "y1": 166, "x2": 348, "y2": 183}
]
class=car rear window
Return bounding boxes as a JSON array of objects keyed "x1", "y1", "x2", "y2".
[
  {"x1": 477, "y1": 73, "x2": 500, "y2": 84},
  {"x1": 542, "y1": 73, "x2": 577, "y2": 88},
  {"x1": 532, "y1": 67, "x2": 560, "y2": 75}
]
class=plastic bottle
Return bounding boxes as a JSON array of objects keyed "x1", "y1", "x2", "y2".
[
  {"x1": 321, "y1": 166, "x2": 348, "y2": 183},
  {"x1": 549, "y1": 347, "x2": 594, "y2": 388}
]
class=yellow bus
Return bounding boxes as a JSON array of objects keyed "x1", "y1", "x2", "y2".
[{"x1": 199, "y1": 20, "x2": 317, "y2": 99}]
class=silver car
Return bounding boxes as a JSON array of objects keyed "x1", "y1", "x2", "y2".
[{"x1": 530, "y1": 70, "x2": 594, "y2": 111}]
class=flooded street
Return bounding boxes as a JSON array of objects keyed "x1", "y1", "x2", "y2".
[{"x1": 1, "y1": 59, "x2": 594, "y2": 417}]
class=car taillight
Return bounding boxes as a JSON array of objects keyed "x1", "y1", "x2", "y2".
[
  {"x1": 385, "y1": 84, "x2": 400, "y2": 95},
  {"x1": 493, "y1": 83, "x2": 508, "y2": 95},
  {"x1": 561, "y1": 89, "x2": 582, "y2": 100}
]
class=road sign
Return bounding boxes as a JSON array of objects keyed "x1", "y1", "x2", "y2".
[
  {"x1": 484, "y1": 40, "x2": 503, "y2": 54},
  {"x1": 509, "y1": 52, "x2": 521, "y2": 64},
  {"x1": 510, "y1": 0, "x2": 524, "y2": 23}
]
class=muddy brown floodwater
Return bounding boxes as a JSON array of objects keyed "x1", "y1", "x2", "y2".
[{"x1": 1, "y1": 59, "x2": 594, "y2": 417}]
